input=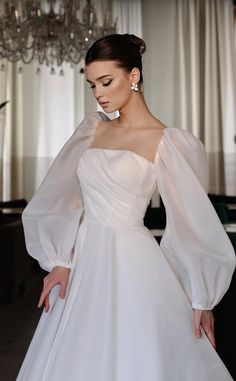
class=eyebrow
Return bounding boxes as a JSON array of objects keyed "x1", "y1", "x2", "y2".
[{"x1": 87, "y1": 74, "x2": 112, "y2": 83}]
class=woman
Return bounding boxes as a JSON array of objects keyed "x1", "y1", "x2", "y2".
[{"x1": 17, "y1": 34, "x2": 235, "y2": 380}]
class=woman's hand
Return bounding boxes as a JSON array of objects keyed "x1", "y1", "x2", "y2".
[
  {"x1": 194, "y1": 309, "x2": 216, "y2": 349},
  {"x1": 38, "y1": 266, "x2": 71, "y2": 313}
]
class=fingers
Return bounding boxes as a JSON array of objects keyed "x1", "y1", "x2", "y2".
[
  {"x1": 37, "y1": 276, "x2": 54, "y2": 311},
  {"x1": 44, "y1": 294, "x2": 50, "y2": 313},
  {"x1": 205, "y1": 331, "x2": 216, "y2": 349},
  {"x1": 59, "y1": 280, "x2": 68, "y2": 299},
  {"x1": 194, "y1": 309, "x2": 202, "y2": 338},
  {"x1": 38, "y1": 289, "x2": 48, "y2": 309},
  {"x1": 38, "y1": 270, "x2": 69, "y2": 312},
  {"x1": 38, "y1": 286, "x2": 51, "y2": 311},
  {"x1": 193, "y1": 309, "x2": 216, "y2": 349},
  {"x1": 201, "y1": 310, "x2": 216, "y2": 349}
]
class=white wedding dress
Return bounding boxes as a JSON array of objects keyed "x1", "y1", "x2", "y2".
[{"x1": 17, "y1": 112, "x2": 235, "y2": 381}]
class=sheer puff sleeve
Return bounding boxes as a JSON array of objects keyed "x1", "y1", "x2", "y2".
[
  {"x1": 22, "y1": 112, "x2": 108, "y2": 272},
  {"x1": 156, "y1": 127, "x2": 235, "y2": 310}
]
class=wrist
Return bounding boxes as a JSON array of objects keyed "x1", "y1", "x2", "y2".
[{"x1": 53, "y1": 266, "x2": 71, "y2": 272}]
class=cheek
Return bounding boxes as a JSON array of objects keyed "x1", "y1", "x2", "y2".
[{"x1": 110, "y1": 79, "x2": 130, "y2": 99}]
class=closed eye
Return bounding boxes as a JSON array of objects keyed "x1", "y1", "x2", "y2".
[
  {"x1": 103, "y1": 79, "x2": 112, "y2": 87},
  {"x1": 88, "y1": 79, "x2": 112, "y2": 89}
]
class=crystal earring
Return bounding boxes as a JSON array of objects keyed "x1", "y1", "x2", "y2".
[{"x1": 131, "y1": 82, "x2": 139, "y2": 92}]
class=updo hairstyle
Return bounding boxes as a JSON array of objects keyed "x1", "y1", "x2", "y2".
[{"x1": 85, "y1": 33, "x2": 146, "y2": 84}]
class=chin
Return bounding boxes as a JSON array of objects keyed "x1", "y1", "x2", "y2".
[{"x1": 102, "y1": 106, "x2": 118, "y2": 114}]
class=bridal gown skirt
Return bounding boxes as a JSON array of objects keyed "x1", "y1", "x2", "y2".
[
  {"x1": 17, "y1": 217, "x2": 232, "y2": 381},
  {"x1": 17, "y1": 145, "x2": 234, "y2": 381}
]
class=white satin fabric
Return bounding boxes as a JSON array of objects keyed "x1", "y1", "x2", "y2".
[{"x1": 17, "y1": 112, "x2": 235, "y2": 381}]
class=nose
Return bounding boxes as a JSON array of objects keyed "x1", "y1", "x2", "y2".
[{"x1": 94, "y1": 86, "x2": 103, "y2": 101}]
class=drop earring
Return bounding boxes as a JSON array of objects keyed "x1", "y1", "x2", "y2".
[{"x1": 131, "y1": 82, "x2": 139, "y2": 92}]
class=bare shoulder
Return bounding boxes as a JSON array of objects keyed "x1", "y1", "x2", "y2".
[
  {"x1": 141, "y1": 119, "x2": 168, "y2": 141},
  {"x1": 148, "y1": 116, "x2": 168, "y2": 132}
]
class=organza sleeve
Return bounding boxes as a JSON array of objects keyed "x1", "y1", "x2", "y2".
[
  {"x1": 156, "y1": 127, "x2": 235, "y2": 310},
  {"x1": 22, "y1": 112, "x2": 108, "y2": 272}
]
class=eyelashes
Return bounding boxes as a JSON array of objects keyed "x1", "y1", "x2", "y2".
[
  {"x1": 89, "y1": 79, "x2": 113, "y2": 89},
  {"x1": 103, "y1": 79, "x2": 112, "y2": 87}
]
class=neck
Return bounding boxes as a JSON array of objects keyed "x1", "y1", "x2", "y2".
[{"x1": 117, "y1": 92, "x2": 157, "y2": 128}]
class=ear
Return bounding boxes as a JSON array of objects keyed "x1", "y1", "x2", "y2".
[{"x1": 129, "y1": 67, "x2": 140, "y2": 84}]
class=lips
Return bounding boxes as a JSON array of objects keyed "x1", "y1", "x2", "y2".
[{"x1": 100, "y1": 102, "x2": 109, "y2": 107}]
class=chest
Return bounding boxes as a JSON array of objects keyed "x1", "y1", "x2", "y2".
[{"x1": 90, "y1": 125, "x2": 164, "y2": 164}]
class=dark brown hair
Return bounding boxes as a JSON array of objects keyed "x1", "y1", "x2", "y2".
[{"x1": 85, "y1": 33, "x2": 146, "y2": 83}]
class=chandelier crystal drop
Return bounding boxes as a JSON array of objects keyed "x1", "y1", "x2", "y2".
[{"x1": 0, "y1": 0, "x2": 117, "y2": 74}]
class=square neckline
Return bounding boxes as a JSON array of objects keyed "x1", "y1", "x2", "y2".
[{"x1": 87, "y1": 117, "x2": 168, "y2": 167}]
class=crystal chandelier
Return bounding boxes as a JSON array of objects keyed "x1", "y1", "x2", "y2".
[{"x1": 0, "y1": 0, "x2": 117, "y2": 74}]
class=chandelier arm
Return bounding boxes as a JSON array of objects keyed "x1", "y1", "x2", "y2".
[
  {"x1": 4, "y1": 52, "x2": 21, "y2": 63},
  {"x1": 21, "y1": 45, "x2": 36, "y2": 64},
  {"x1": 38, "y1": 48, "x2": 47, "y2": 65}
]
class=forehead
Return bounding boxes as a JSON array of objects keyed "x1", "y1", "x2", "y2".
[{"x1": 85, "y1": 60, "x2": 125, "y2": 80}]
